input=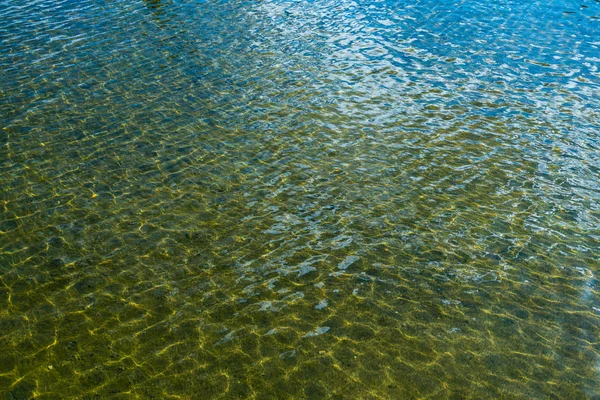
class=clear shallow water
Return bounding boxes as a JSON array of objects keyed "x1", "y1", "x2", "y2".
[{"x1": 1, "y1": 0, "x2": 600, "y2": 397}]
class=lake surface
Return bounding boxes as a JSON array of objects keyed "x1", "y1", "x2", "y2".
[{"x1": 1, "y1": 0, "x2": 600, "y2": 398}]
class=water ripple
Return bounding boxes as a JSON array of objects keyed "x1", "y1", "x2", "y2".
[{"x1": 1, "y1": 0, "x2": 600, "y2": 398}]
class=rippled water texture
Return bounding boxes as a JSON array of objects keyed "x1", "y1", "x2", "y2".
[{"x1": 2, "y1": 0, "x2": 600, "y2": 398}]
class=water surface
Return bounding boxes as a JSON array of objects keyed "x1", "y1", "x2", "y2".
[{"x1": 1, "y1": 0, "x2": 600, "y2": 398}]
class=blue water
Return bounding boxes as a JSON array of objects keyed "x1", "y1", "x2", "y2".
[{"x1": 1, "y1": 0, "x2": 600, "y2": 398}]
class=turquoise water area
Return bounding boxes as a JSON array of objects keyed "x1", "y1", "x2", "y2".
[{"x1": 1, "y1": 0, "x2": 600, "y2": 398}]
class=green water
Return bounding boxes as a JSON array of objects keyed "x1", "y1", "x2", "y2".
[{"x1": 2, "y1": 0, "x2": 600, "y2": 398}]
